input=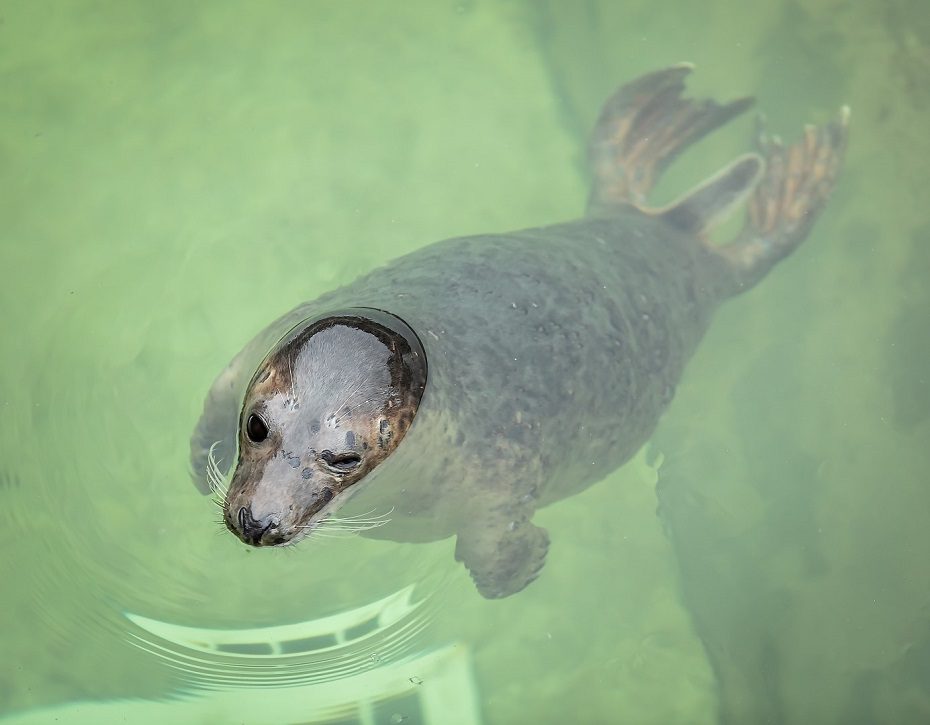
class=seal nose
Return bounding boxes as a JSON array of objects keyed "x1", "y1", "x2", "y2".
[{"x1": 237, "y1": 506, "x2": 276, "y2": 546}]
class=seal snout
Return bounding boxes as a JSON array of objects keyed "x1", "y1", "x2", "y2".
[{"x1": 236, "y1": 505, "x2": 281, "y2": 546}]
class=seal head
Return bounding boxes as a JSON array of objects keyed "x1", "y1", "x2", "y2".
[{"x1": 223, "y1": 308, "x2": 427, "y2": 546}]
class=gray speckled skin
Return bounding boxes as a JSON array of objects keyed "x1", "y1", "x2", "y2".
[
  {"x1": 191, "y1": 66, "x2": 848, "y2": 598},
  {"x1": 334, "y1": 213, "x2": 722, "y2": 509}
]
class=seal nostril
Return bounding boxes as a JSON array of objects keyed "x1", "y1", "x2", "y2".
[{"x1": 237, "y1": 506, "x2": 276, "y2": 545}]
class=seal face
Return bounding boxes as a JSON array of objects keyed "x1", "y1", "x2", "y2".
[{"x1": 223, "y1": 308, "x2": 427, "y2": 547}]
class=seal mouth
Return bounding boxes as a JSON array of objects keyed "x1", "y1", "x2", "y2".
[{"x1": 222, "y1": 463, "x2": 341, "y2": 547}]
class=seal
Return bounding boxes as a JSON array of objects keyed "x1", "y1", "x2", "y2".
[{"x1": 190, "y1": 65, "x2": 848, "y2": 599}]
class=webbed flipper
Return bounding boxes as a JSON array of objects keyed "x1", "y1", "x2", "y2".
[
  {"x1": 588, "y1": 63, "x2": 754, "y2": 215},
  {"x1": 718, "y1": 107, "x2": 850, "y2": 295},
  {"x1": 454, "y1": 516, "x2": 549, "y2": 599},
  {"x1": 659, "y1": 153, "x2": 763, "y2": 234},
  {"x1": 450, "y1": 444, "x2": 552, "y2": 599}
]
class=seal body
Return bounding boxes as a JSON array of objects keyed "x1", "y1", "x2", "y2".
[{"x1": 191, "y1": 65, "x2": 848, "y2": 598}]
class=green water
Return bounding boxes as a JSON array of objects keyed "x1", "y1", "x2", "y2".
[{"x1": 1, "y1": 1, "x2": 928, "y2": 723}]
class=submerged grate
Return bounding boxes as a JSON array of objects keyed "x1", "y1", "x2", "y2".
[{"x1": 0, "y1": 585, "x2": 480, "y2": 725}]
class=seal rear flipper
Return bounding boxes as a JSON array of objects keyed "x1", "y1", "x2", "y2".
[
  {"x1": 587, "y1": 63, "x2": 753, "y2": 216},
  {"x1": 658, "y1": 153, "x2": 763, "y2": 235},
  {"x1": 717, "y1": 107, "x2": 850, "y2": 295},
  {"x1": 454, "y1": 518, "x2": 549, "y2": 599}
]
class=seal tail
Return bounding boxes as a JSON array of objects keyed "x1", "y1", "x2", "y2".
[
  {"x1": 714, "y1": 107, "x2": 850, "y2": 296},
  {"x1": 587, "y1": 63, "x2": 754, "y2": 216}
]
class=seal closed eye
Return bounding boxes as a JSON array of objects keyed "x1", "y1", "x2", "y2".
[
  {"x1": 191, "y1": 65, "x2": 847, "y2": 598},
  {"x1": 220, "y1": 308, "x2": 426, "y2": 547}
]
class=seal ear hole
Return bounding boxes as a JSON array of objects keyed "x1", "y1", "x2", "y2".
[
  {"x1": 245, "y1": 413, "x2": 269, "y2": 443},
  {"x1": 321, "y1": 450, "x2": 361, "y2": 472}
]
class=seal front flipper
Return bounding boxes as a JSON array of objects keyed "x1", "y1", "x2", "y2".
[
  {"x1": 454, "y1": 515, "x2": 550, "y2": 600},
  {"x1": 717, "y1": 107, "x2": 850, "y2": 294}
]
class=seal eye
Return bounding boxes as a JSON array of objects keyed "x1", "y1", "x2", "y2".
[
  {"x1": 245, "y1": 413, "x2": 269, "y2": 443},
  {"x1": 321, "y1": 450, "x2": 361, "y2": 472}
]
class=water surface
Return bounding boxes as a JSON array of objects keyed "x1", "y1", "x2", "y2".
[{"x1": 1, "y1": 1, "x2": 928, "y2": 723}]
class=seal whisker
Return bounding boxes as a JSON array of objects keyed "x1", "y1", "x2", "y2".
[
  {"x1": 326, "y1": 520, "x2": 391, "y2": 528},
  {"x1": 354, "y1": 521, "x2": 391, "y2": 530},
  {"x1": 208, "y1": 489, "x2": 224, "y2": 510},
  {"x1": 328, "y1": 505, "x2": 395, "y2": 523},
  {"x1": 320, "y1": 516, "x2": 391, "y2": 527},
  {"x1": 205, "y1": 441, "x2": 230, "y2": 503},
  {"x1": 301, "y1": 517, "x2": 373, "y2": 535},
  {"x1": 327, "y1": 506, "x2": 378, "y2": 521},
  {"x1": 341, "y1": 392, "x2": 378, "y2": 417},
  {"x1": 287, "y1": 352, "x2": 297, "y2": 404},
  {"x1": 345, "y1": 387, "x2": 390, "y2": 419},
  {"x1": 317, "y1": 519, "x2": 391, "y2": 533},
  {"x1": 297, "y1": 526, "x2": 352, "y2": 540},
  {"x1": 313, "y1": 529, "x2": 355, "y2": 539},
  {"x1": 323, "y1": 520, "x2": 392, "y2": 530},
  {"x1": 330, "y1": 380, "x2": 369, "y2": 425}
]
